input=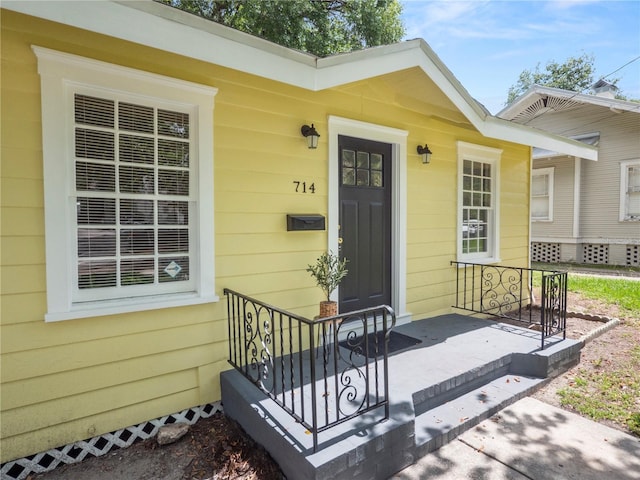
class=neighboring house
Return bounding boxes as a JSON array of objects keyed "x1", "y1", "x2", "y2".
[
  {"x1": 498, "y1": 83, "x2": 640, "y2": 267},
  {"x1": 0, "y1": 0, "x2": 596, "y2": 471}
]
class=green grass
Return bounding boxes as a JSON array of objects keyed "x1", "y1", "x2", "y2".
[
  {"x1": 531, "y1": 269, "x2": 640, "y2": 318},
  {"x1": 558, "y1": 345, "x2": 640, "y2": 436},
  {"x1": 529, "y1": 269, "x2": 640, "y2": 435},
  {"x1": 566, "y1": 275, "x2": 640, "y2": 318}
]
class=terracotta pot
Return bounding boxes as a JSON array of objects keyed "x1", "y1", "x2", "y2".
[{"x1": 319, "y1": 301, "x2": 338, "y2": 318}]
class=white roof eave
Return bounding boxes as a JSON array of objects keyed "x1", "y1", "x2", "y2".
[{"x1": 3, "y1": 0, "x2": 597, "y2": 160}]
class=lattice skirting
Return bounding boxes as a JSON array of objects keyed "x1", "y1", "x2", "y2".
[
  {"x1": 531, "y1": 242, "x2": 561, "y2": 263},
  {"x1": 582, "y1": 243, "x2": 609, "y2": 264},
  {"x1": 1, "y1": 402, "x2": 222, "y2": 480},
  {"x1": 627, "y1": 244, "x2": 640, "y2": 266}
]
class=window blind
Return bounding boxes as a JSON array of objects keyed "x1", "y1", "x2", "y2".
[{"x1": 74, "y1": 94, "x2": 191, "y2": 292}]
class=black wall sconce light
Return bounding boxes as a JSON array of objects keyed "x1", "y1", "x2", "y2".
[
  {"x1": 417, "y1": 144, "x2": 433, "y2": 164},
  {"x1": 301, "y1": 124, "x2": 320, "y2": 149}
]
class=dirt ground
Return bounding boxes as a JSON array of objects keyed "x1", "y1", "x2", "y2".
[{"x1": 32, "y1": 291, "x2": 638, "y2": 480}]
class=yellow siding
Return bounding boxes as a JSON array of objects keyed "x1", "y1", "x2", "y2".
[{"x1": 0, "y1": 9, "x2": 531, "y2": 462}]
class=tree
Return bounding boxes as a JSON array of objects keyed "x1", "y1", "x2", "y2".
[
  {"x1": 160, "y1": 0, "x2": 405, "y2": 57},
  {"x1": 505, "y1": 53, "x2": 613, "y2": 105}
]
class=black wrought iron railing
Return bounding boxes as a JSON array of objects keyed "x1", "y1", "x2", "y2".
[
  {"x1": 224, "y1": 288, "x2": 396, "y2": 452},
  {"x1": 450, "y1": 262, "x2": 567, "y2": 349}
]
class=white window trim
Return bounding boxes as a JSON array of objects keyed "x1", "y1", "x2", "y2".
[
  {"x1": 620, "y1": 159, "x2": 640, "y2": 222},
  {"x1": 531, "y1": 167, "x2": 554, "y2": 222},
  {"x1": 457, "y1": 141, "x2": 502, "y2": 264},
  {"x1": 33, "y1": 46, "x2": 218, "y2": 322}
]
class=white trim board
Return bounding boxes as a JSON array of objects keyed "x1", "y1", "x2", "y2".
[{"x1": 4, "y1": 0, "x2": 597, "y2": 160}]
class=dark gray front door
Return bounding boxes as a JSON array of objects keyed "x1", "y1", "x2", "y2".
[{"x1": 338, "y1": 135, "x2": 392, "y2": 312}]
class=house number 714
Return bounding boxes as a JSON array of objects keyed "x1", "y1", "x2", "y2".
[{"x1": 293, "y1": 181, "x2": 315, "y2": 194}]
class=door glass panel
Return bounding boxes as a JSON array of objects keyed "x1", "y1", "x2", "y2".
[
  {"x1": 356, "y1": 169, "x2": 370, "y2": 186},
  {"x1": 342, "y1": 149, "x2": 355, "y2": 167},
  {"x1": 357, "y1": 151, "x2": 369, "y2": 169},
  {"x1": 371, "y1": 171, "x2": 383, "y2": 187},
  {"x1": 371, "y1": 153, "x2": 383, "y2": 170},
  {"x1": 342, "y1": 168, "x2": 355, "y2": 185}
]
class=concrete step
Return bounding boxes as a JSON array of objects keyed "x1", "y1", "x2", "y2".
[
  {"x1": 414, "y1": 373, "x2": 545, "y2": 457},
  {"x1": 412, "y1": 354, "x2": 512, "y2": 416}
]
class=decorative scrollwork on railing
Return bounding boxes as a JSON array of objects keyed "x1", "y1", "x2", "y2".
[
  {"x1": 451, "y1": 262, "x2": 567, "y2": 349},
  {"x1": 542, "y1": 272, "x2": 566, "y2": 339},
  {"x1": 334, "y1": 314, "x2": 369, "y2": 418},
  {"x1": 480, "y1": 266, "x2": 522, "y2": 317},
  {"x1": 242, "y1": 300, "x2": 275, "y2": 394},
  {"x1": 224, "y1": 288, "x2": 395, "y2": 452}
]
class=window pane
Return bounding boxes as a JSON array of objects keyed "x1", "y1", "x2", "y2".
[
  {"x1": 78, "y1": 260, "x2": 117, "y2": 289},
  {"x1": 76, "y1": 129, "x2": 115, "y2": 161},
  {"x1": 463, "y1": 176, "x2": 471, "y2": 190},
  {"x1": 120, "y1": 199, "x2": 154, "y2": 225},
  {"x1": 628, "y1": 192, "x2": 640, "y2": 217},
  {"x1": 158, "y1": 139, "x2": 189, "y2": 167},
  {"x1": 628, "y1": 166, "x2": 640, "y2": 191},
  {"x1": 158, "y1": 110, "x2": 189, "y2": 138},
  {"x1": 483, "y1": 193, "x2": 491, "y2": 207},
  {"x1": 119, "y1": 135, "x2": 154, "y2": 164},
  {"x1": 159, "y1": 200, "x2": 189, "y2": 225},
  {"x1": 77, "y1": 197, "x2": 116, "y2": 224},
  {"x1": 158, "y1": 229, "x2": 189, "y2": 253},
  {"x1": 532, "y1": 175, "x2": 548, "y2": 196},
  {"x1": 75, "y1": 94, "x2": 114, "y2": 128},
  {"x1": 158, "y1": 170, "x2": 189, "y2": 196},
  {"x1": 371, "y1": 153, "x2": 383, "y2": 170},
  {"x1": 342, "y1": 168, "x2": 355, "y2": 185},
  {"x1": 119, "y1": 165, "x2": 155, "y2": 194},
  {"x1": 119, "y1": 102, "x2": 154, "y2": 133},
  {"x1": 121, "y1": 258, "x2": 155, "y2": 285},
  {"x1": 463, "y1": 160, "x2": 472, "y2": 175},
  {"x1": 532, "y1": 197, "x2": 549, "y2": 218},
  {"x1": 159, "y1": 257, "x2": 189, "y2": 282},
  {"x1": 120, "y1": 229, "x2": 155, "y2": 255},
  {"x1": 356, "y1": 169, "x2": 369, "y2": 186},
  {"x1": 342, "y1": 149, "x2": 355, "y2": 168},
  {"x1": 357, "y1": 151, "x2": 369, "y2": 169},
  {"x1": 77, "y1": 229, "x2": 116, "y2": 257},
  {"x1": 371, "y1": 171, "x2": 383, "y2": 187},
  {"x1": 76, "y1": 162, "x2": 116, "y2": 192}
]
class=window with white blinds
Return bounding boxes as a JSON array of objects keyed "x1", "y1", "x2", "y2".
[
  {"x1": 34, "y1": 46, "x2": 217, "y2": 321},
  {"x1": 531, "y1": 167, "x2": 554, "y2": 222},
  {"x1": 621, "y1": 161, "x2": 640, "y2": 221},
  {"x1": 74, "y1": 94, "x2": 193, "y2": 298}
]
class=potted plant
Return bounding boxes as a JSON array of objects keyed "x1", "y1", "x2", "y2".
[{"x1": 306, "y1": 251, "x2": 348, "y2": 318}]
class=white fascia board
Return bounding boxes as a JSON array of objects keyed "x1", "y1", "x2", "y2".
[
  {"x1": 4, "y1": 0, "x2": 597, "y2": 160},
  {"x1": 4, "y1": 0, "x2": 318, "y2": 89},
  {"x1": 481, "y1": 116, "x2": 598, "y2": 160}
]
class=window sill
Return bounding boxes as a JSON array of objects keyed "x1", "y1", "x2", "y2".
[
  {"x1": 45, "y1": 293, "x2": 220, "y2": 322},
  {"x1": 456, "y1": 256, "x2": 502, "y2": 265}
]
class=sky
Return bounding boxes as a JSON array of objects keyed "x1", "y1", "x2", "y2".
[{"x1": 400, "y1": 0, "x2": 640, "y2": 114}]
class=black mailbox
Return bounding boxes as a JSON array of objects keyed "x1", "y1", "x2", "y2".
[{"x1": 287, "y1": 214, "x2": 326, "y2": 231}]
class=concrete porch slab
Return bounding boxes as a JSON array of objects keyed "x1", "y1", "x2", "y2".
[{"x1": 221, "y1": 314, "x2": 582, "y2": 480}]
